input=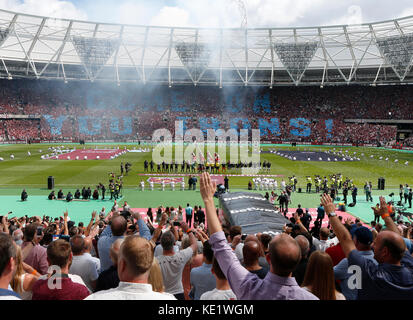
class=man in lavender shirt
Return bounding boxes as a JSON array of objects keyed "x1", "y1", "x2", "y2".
[{"x1": 199, "y1": 172, "x2": 318, "y2": 300}]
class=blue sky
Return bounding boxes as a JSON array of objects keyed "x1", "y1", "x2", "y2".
[{"x1": 1, "y1": 0, "x2": 413, "y2": 27}]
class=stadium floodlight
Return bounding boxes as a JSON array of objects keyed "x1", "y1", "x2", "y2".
[
  {"x1": 72, "y1": 36, "x2": 120, "y2": 81},
  {"x1": 0, "y1": 27, "x2": 11, "y2": 47},
  {"x1": 376, "y1": 34, "x2": 413, "y2": 81},
  {"x1": 274, "y1": 42, "x2": 319, "y2": 83},
  {"x1": 175, "y1": 42, "x2": 212, "y2": 83}
]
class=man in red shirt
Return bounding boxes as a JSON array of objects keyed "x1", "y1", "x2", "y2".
[{"x1": 32, "y1": 240, "x2": 90, "y2": 300}]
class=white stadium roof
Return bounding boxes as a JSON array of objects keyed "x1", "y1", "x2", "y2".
[{"x1": 1, "y1": 8, "x2": 413, "y2": 86}]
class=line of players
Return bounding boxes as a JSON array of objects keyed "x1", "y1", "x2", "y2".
[
  {"x1": 254, "y1": 173, "x2": 358, "y2": 205},
  {"x1": 143, "y1": 160, "x2": 272, "y2": 174}
]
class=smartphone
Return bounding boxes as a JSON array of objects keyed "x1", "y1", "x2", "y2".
[
  {"x1": 241, "y1": 234, "x2": 247, "y2": 241},
  {"x1": 173, "y1": 221, "x2": 181, "y2": 227},
  {"x1": 37, "y1": 226, "x2": 43, "y2": 236}
]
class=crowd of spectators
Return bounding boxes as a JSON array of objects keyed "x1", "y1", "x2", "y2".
[
  {"x1": 1, "y1": 173, "x2": 412, "y2": 301},
  {"x1": 0, "y1": 79, "x2": 409, "y2": 143}
]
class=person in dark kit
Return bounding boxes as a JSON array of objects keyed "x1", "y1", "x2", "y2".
[
  {"x1": 175, "y1": 162, "x2": 178, "y2": 173},
  {"x1": 100, "y1": 183, "x2": 106, "y2": 200},
  {"x1": 144, "y1": 160, "x2": 148, "y2": 172},
  {"x1": 161, "y1": 161, "x2": 165, "y2": 172},
  {"x1": 87, "y1": 187, "x2": 92, "y2": 200},
  {"x1": 278, "y1": 192, "x2": 287, "y2": 217},
  {"x1": 188, "y1": 176, "x2": 193, "y2": 190},
  {"x1": 120, "y1": 162, "x2": 124, "y2": 175},
  {"x1": 93, "y1": 189, "x2": 99, "y2": 200},
  {"x1": 125, "y1": 162, "x2": 131, "y2": 175},
  {"x1": 82, "y1": 187, "x2": 87, "y2": 199},
  {"x1": 21, "y1": 189, "x2": 28, "y2": 201},
  {"x1": 157, "y1": 163, "x2": 161, "y2": 173},
  {"x1": 224, "y1": 176, "x2": 229, "y2": 192},
  {"x1": 409, "y1": 188, "x2": 412, "y2": 208},
  {"x1": 192, "y1": 176, "x2": 197, "y2": 190},
  {"x1": 248, "y1": 181, "x2": 252, "y2": 190},
  {"x1": 342, "y1": 186, "x2": 348, "y2": 204},
  {"x1": 57, "y1": 189, "x2": 64, "y2": 199},
  {"x1": 352, "y1": 185, "x2": 358, "y2": 205},
  {"x1": 48, "y1": 190, "x2": 56, "y2": 200},
  {"x1": 66, "y1": 191, "x2": 73, "y2": 202},
  {"x1": 196, "y1": 206, "x2": 205, "y2": 225},
  {"x1": 181, "y1": 161, "x2": 185, "y2": 173},
  {"x1": 74, "y1": 189, "x2": 81, "y2": 199},
  {"x1": 150, "y1": 160, "x2": 154, "y2": 172},
  {"x1": 330, "y1": 188, "x2": 336, "y2": 201},
  {"x1": 147, "y1": 208, "x2": 153, "y2": 223}
]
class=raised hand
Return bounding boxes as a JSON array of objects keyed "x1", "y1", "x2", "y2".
[
  {"x1": 321, "y1": 193, "x2": 336, "y2": 215},
  {"x1": 91, "y1": 210, "x2": 97, "y2": 220},
  {"x1": 200, "y1": 172, "x2": 216, "y2": 202},
  {"x1": 372, "y1": 196, "x2": 389, "y2": 216}
]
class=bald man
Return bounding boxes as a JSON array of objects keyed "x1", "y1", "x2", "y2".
[
  {"x1": 199, "y1": 172, "x2": 318, "y2": 300},
  {"x1": 243, "y1": 241, "x2": 269, "y2": 279},
  {"x1": 322, "y1": 194, "x2": 413, "y2": 300},
  {"x1": 293, "y1": 235, "x2": 310, "y2": 286},
  {"x1": 85, "y1": 236, "x2": 176, "y2": 300},
  {"x1": 97, "y1": 216, "x2": 127, "y2": 272}
]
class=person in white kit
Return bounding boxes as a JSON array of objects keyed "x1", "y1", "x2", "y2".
[
  {"x1": 181, "y1": 180, "x2": 185, "y2": 191},
  {"x1": 274, "y1": 180, "x2": 278, "y2": 191},
  {"x1": 170, "y1": 181, "x2": 175, "y2": 191},
  {"x1": 161, "y1": 181, "x2": 165, "y2": 191},
  {"x1": 140, "y1": 180, "x2": 145, "y2": 191},
  {"x1": 150, "y1": 181, "x2": 154, "y2": 191},
  {"x1": 281, "y1": 179, "x2": 286, "y2": 191}
]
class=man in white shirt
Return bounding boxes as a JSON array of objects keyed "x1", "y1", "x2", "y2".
[
  {"x1": 312, "y1": 227, "x2": 338, "y2": 252},
  {"x1": 85, "y1": 235, "x2": 175, "y2": 300}
]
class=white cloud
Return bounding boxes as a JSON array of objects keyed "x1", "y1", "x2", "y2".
[
  {"x1": 149, "y1": 6, "x2": 190, "y2": 27},
  {"x1": 0, "y1": 0, "x2": 87, "y2": 20},
  {"x1": 1, "y1": 0, "x2": 413, "y2": 29}
]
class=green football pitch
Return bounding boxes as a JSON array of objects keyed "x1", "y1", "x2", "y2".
[{"x1": 0, "y1": 142, "x2": 412, "y2": 224}]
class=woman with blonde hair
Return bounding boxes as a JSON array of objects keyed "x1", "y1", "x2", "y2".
[
  {"x1": 148, "y1": 258, "x2": 165, "y2": 293},
  {"x1": 301, "y1": 251, "x2": 345, "y2": 300},
  {"x1": 10, "y1": 244, "x2": 40, "y2": 300}
]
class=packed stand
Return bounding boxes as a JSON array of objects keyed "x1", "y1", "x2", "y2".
[{"x1": 1, "y1": 173, "x2": 413, "y2": 300}]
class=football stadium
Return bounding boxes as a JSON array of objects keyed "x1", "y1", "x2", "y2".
[{"x1": 0, "y1": 3, "x2": 412, "y2": 303}]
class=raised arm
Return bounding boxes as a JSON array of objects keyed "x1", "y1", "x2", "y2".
[
  {"x1": 85, "y1": 211, "x2": 97, "y2": 237},
  {"x1": 199, "y1": 172, "x2": 221, "y2": 235},
  {"x1": 372, "y1": 196, "x2": 399, "y2": 234},
  {"x1": 63, "y1": 210, "x2": 69, "y2": 236},
  {"x1": 131, "y1": 210, "x2": 151, "y2": 241},
  {"x1": 321, "y1": 194, "x2": 356, "y2": 258}
]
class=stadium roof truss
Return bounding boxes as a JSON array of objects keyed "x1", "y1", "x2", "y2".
[{"x1": 1, "y1": 9, "x2": 413, "y2": 86}]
